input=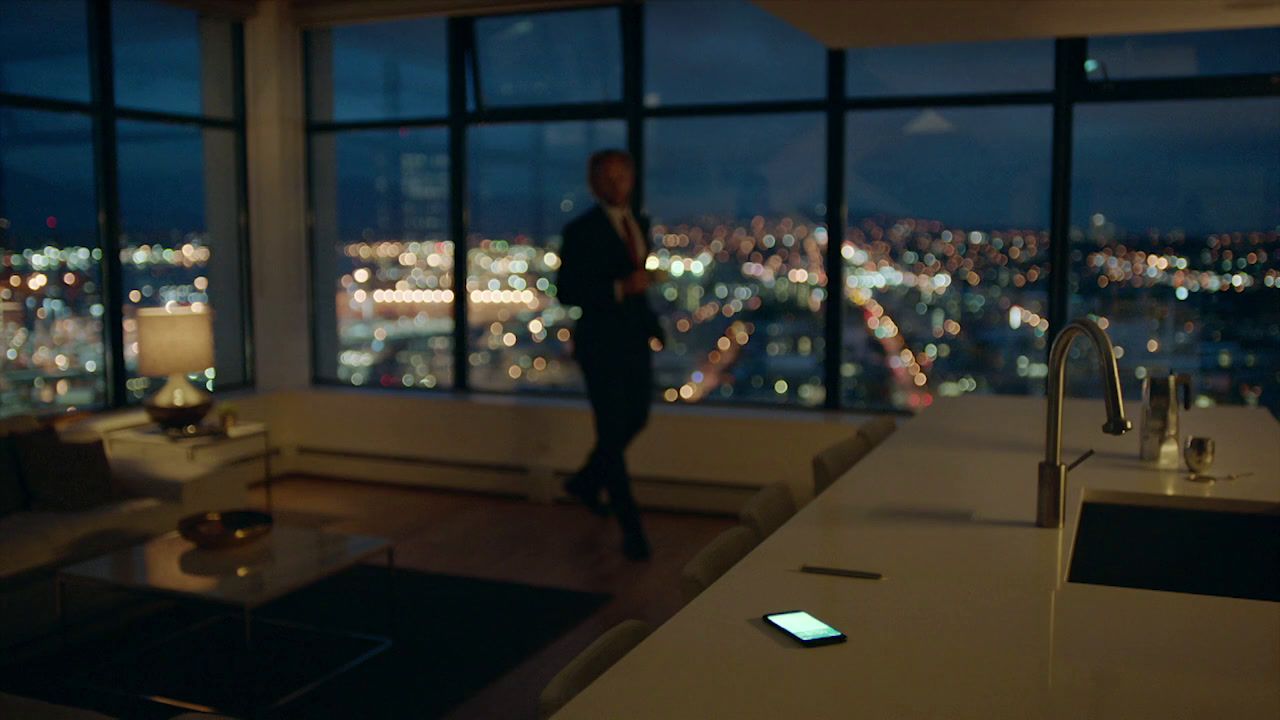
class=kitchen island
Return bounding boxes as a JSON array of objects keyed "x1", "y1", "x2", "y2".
[{"x1": 556, "y1": 396, "x2": 1280, "y2": 719}]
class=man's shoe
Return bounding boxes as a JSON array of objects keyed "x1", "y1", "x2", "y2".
[
  {"x1": 564, "y1": 476, "x2": 609, "y2": 517},
  {"x1": 622, "y1": 533, "x2": 651, "y2": 562}
]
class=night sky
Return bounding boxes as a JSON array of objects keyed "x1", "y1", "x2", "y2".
[{"x1": 1, "y1": 0, "x2": 1278, "y2": 248}]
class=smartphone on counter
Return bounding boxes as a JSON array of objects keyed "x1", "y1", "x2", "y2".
[{"x1": 762, "y1": 610, "x2": 847, "y2": 647}]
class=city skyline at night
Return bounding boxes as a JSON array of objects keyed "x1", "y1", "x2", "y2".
[{"x1": 2, "y1": 0, "x2": 1278, "y2": 419}]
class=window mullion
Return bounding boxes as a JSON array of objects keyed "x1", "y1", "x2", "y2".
[
  {"x1": 449, "y1": 17, "x2": 471, "y2": 392},
  {"x1": 1047, "y1": 38, "x2": 1085, "y2": 349},
  {"x1": 824, "y1": 49, "x2": 845, "y2": 410},
  {"x1": 87, "y1": 0, "x2": 127, "y2": 408}
]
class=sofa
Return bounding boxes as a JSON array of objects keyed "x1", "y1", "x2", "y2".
[
  {"x1": 0, "y1": 410, "x2": 248, "y2": 718},
  {"x1": 0, "y1": 691, "x2": 236, "y2": 719},
  {"x1": 0, "y1": 410, "x2": 247, "y2": 580}
]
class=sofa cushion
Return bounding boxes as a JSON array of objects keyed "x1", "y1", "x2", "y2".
[
  {"x1": 0, "y1": 498, "x2": 182, "y2": 578},
  {"x1": 0, "y1": 513, "x2": 63, "y2": 577},
  {"x1": 41, "y1": 497, "x2": 178, "y2": 551},
  {"x1": 0, "y1": 435, "x2": 28, "y2": 518},
  {"x1": 0, "y1": 415, "x2": 41, "y2": 436},
  {"x1": 0, "y1": 416, "x2": 41, "y2": 518},
  {"x1": 13, "y1": 428, "x2": 116, "y2": 512},
  {"x1": 0, "y1": 691, "x2": 114, "y2": 719}
]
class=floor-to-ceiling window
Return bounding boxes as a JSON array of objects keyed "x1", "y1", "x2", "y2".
[
  {"x1": 308, "y1": 17, "x2": 453, "y2": 390},
  {"x1": 466, "y1": 7, "x2": 625, "y2": 393},
  {"x1": 468, "y1": 119, "x2": 625, "y2": 392},
  {"x1": 643, "y1": 0, "x2": 828, "y2": 407},
  {"x1": 646, "y1": 113, "x2": 827, "y2": 406},
  {"x1": 305, "y1": 4, "x2": 1280, "y2": 416},
  {"x1": 841, "y1": 40, "x2": 1056, "y2": 410},
  {"x1": 1067, "y1": 29, "x2": 1280, "y2": 407},
  {"x1": 0, "y1": 0, "x2": 251, "y2": 417}
]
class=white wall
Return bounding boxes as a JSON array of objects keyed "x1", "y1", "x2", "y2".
[{"x1": 230, "y1": 388, "x2": 893, "y2": 513}]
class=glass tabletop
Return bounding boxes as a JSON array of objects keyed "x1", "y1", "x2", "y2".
[
  {"x1": 58, "y1": 526, "x2": 391, "y2": 609},
  {"x1": 110, "y1": 421, "x2": 267, "y2": 445}
]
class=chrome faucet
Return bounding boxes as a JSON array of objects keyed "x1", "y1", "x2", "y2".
[{"x1": 1037, "y1": 318, "x2": 1132, "y2": 528}]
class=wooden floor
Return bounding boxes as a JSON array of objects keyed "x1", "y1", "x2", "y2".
[{"x1": 249, "y1": 475, "x2": 736, "y2": 720}]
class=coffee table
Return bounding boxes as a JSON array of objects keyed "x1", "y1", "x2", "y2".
[{"x1": 56, "y1": 525, "x2": 395, "y2": 714}]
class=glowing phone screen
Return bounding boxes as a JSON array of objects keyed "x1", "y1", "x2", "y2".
[{"x1": 767, "y1": 611, "x2": 842, "y2": 641}]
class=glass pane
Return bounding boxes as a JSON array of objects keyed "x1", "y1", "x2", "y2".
[
  {"x1": 310, "y1": 127, "x2": 452, "y2": 389},
  {"x1": 0, "y1": 109, "x2": 105, "y2": 416},
  {"x1": 646, "y1": 114, "x2": 826, "y2": 406},
  {"x1": 1070, "y1": 98, "x2": 1280, "y2": 415},
  {"x1": 116, "y1": 121, "x2": 245, "y2": 397},
  {"x1": 644, "y1": 0, "x2": 825, "y2": 107},
  {"x1": 475, "y1": 9, "x2": 621, "y2": 107},
  {"x1": 113, "y1": 0, "x2": 234, "y2": 118},
  {"x1": 847, "y1": 39, "x2": 1053, "y2": 97},
  {"x1": 308, "y1": 18, "x2": 448, "y2": 122},
  {"x1": 467, "y1": 120, "x2": 624, "y2": 392},
  {"x1": 1086, "y1": 28, "x2": 1280, "y2": 81},
  {"x1": 844, "y1": 106, "x2": 1053, "y2": 411},
  {"x1": 0, "y1": 0, "x2": 91, "y2": 102}
]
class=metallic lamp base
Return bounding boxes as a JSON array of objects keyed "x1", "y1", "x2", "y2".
[{"x1": 145, "y1": 373, "x2": 213, "y2": 431}]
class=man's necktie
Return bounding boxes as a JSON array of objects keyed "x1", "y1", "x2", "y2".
[
  {"x1": 619, "y1": 212, "x2": 641, "y2": 270},
  {"x1": 617, "y1": 212, "x2": 649, "y2": 296}
]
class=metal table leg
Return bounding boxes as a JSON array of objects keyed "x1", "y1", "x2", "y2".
[
  {"x1": 54, "y1": 575, "x2": 65, "y2": 639},
  {"x1": 263, "y1": 430, "x2": 273, "y2": 513},
  {"x1": 386, "y1": 546, "x2": 396, "y2": 638}
]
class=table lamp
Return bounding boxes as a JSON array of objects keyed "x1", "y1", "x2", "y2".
[{"x1": 137, "y1": 306, "x2": 214, "y2": 432}]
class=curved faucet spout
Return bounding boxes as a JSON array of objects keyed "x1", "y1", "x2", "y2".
[
  {"x1": 1045, "y1": 319, "x2": 1132, "y2": 464},
  {"x1": 1037, "y1": 318, "x2": 1132, "y2": 528}
]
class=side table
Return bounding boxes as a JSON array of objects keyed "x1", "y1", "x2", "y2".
[{"x1": 104, "y1": 422, "x2": 275, "y2": 511}]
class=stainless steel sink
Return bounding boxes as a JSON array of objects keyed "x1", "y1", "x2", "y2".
[{"x1": 1068, "y1": 491, "x2": 1280, "y2": 603}]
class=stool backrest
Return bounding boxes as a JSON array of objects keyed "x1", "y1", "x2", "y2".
[
  {"x1": 680, "y1": 525, "x2": 760, "y2": 603},
  {"x1": 859, "y1": 416, "x2": 898, "y2": 447},
  {"x1": 538, "y1": 619, "x2": 653, "y2": 719},
  {"x1": 738, "y1": 483, "x2": 797, "y2": 542},
  {"x1": 812, "y1": 416, "x2": 900, "y2": 496},
  {"x1": 812, "y1": 433, "x2": 873, "y2": 496}
]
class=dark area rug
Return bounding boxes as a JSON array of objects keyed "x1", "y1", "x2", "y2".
[{"x1": 0, "y1": 565, "x2": 609, "y2": 719}]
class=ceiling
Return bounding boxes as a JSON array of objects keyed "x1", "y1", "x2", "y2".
[
  {"x1": 172, "y1": 0, "x2": 604, "y2": 24},
  {"x1": 170, "y1": 0, "x2": 1280, "y2": 40},
  {"x1": 753, "y1": 0, "x2": 1280, "y2": 48}
]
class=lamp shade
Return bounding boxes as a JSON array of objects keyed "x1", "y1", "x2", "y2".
[{"x1": 136, "y1": 307, "x2": 214, "y2": 377}]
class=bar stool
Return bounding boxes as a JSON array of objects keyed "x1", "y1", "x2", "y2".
[
  {"x1": 680, "y1": 525, "x2": 759, "y2": 603},
  {"x1": 812, "y1": 416, "x2": 900, "y2": 496},
  {"x1": 812, "y1": 433, "x2": 874, "y2": 496},
  {"x1": 738, "y1": 483, "x2": 797, "y2": 542},
  {"x1": 538, "y1": 619, "x2": 653, "y2": 719}
]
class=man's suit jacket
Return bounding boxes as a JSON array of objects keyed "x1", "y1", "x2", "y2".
[{"x1": 556, "y1": 204, "x2": 663, "y2": 359}]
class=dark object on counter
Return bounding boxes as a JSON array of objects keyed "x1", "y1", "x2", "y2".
[{"x1": 800, "y1": 564, "x2": 882, "y2": 580}]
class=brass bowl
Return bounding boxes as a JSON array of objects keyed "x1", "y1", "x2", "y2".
[{"x1": 178, "y1": 510, "x2": 273, "y2": 550}]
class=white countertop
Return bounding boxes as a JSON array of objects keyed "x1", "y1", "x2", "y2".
[{"x1": 557, "y1": 395, "x2": 1280, "y2": 719}]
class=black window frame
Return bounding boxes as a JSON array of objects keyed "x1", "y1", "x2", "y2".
[
  {"x1": 304, "y1": 1, "x2": 1280, "y2": 415},
  {"x1": 0, "y1": 0, "x2": 254, "y2": 415}
]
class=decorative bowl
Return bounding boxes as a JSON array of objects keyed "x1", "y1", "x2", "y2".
[{"x1": 178, "y1": 510, "x2": 273, "y2": 550}]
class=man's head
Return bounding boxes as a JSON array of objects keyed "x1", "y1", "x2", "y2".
[{"x1": 588, "y1": 149, "x2": 635, "y2": 208}]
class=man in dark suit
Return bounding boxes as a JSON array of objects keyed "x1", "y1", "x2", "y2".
[{"x1": 555, "y1": 149, "x2": 663, "y2": 561}]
